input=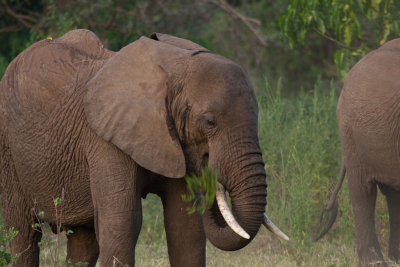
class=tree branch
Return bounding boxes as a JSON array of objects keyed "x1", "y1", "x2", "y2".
[
  {"x1": 86, "y1": 1, "x2": 120, "y2": 30},
  {"x1": 316, "y1": 30, "x2": 364, "y2": 50},
  {"x1": 203, "y1": 0, "x2": 268, "y2": 47},
  {"x1": 0, "y1": 24, "x2": 23, "y2": 33},
  {"x1": 1, "y1": 0, "x2": 38, "y2": 30},
  {"x1": 105, "y1": 0, "x2": 119, "y2": 29}
]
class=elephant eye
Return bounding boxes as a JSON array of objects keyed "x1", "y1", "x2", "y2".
[
  {"x1": 206, "y1": 119, "x2": 216, "y2": 127},
  {"x1": 201, "y1": 113, "x2": 217, "y2": 131}
]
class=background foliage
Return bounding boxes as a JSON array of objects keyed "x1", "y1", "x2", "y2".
[
  {"x1": 280, "y1": 0, "x2": 400, "y2": 78},
  {"x1": 0, "y1": 0, "x2": 399, "y2": 265}
]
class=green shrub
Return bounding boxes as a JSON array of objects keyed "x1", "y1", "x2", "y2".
[{"x1": 0, "y1": 221, "x2": 18, "y2": 266}]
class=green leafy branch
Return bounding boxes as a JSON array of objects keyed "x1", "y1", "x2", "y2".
[
  {"x1": 279, "y1": 0, "x2": 400, "y2": 79},
  {"x1": 182, "y1": 161, "x2": 218, "y2": 214}
]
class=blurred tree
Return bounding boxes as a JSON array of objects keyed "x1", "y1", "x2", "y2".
[
  {"x1": 279, "y1": 0, "x2": 400, "y2": 79},
  {"x1": 0, "y1": 0, "x2": 367, "y2": 92}
]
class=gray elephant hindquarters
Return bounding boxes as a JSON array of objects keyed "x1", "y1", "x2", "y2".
[
  {"x1": 321, "y1": 38, "x2": 400, "y2": 267},
  {"x1": 338, "y1": 43, "x2": 400, "y2": 187}
]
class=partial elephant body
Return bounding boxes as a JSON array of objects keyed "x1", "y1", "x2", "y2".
[
  {"x1": 322, "y1": 38, "x2": 400, "y2": 266},
  {"x1": 1, "y1": 31, "x2": 111, "y2": 225},
  {"x1": 340, "y1": 40, "x2": 400, "y2": 189},
  {"x1": 0, "y1": 30, "x2": 277, "y2": 266},
  {"x1": 0, "y1": 30, "x2": 114, "y2": 266},
  {"x1": 338, "y1": 40, "x2": 400, "y2": 189}
]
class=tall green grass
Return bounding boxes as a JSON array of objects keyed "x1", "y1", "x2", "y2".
[
  {"x1": 255, "y1": 80, "x2": 358, "y2": 265},
  {"x1": 257, "y1": 79, "x2": 352, "y2": 243}
]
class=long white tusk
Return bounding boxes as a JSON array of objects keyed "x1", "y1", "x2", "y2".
[
  {"x1": 216, "y1": 182, "x2": 250, "y2": 239},
  {"x1": 263, "y1": 214, "x2": 290, "y2": 241}
]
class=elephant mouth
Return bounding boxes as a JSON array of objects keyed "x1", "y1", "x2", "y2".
[{"x1": 215, "y1": 182, "x2": 289, "y2": 241}]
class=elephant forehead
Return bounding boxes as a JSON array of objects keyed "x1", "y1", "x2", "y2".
[
  {"x1": 186, "y1": 55, "x2": 257, "y2": 109},
  {"x1": 186, "y1": 56, "x2": 254, "y2": 100},
  {"x1": 190, "y1": 54, "x2": 246, "y2": 85}
]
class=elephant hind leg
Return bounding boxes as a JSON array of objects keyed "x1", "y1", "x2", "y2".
[
  {"x1": 66, "y1": 226, "x2": 99, "y2": 267},
  {"x1": 0, "y1": 157, "x2": 42, "y2": 266},
  {"x1": 378, "y1": 184, "x2": 400, "y2": 262},
  {"x1": 348, "y1": 171, "x2": 385, "y2": 267}
]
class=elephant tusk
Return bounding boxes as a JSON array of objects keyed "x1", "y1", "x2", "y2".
[
  {"x1": 216, "y1": 182, "x2": 250, "y2": 240},
  {"x1": 263, "y1": 214, "x2": 290, "y2": 241}
]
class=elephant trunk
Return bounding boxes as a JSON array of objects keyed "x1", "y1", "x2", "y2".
[{"x1": 203, "y1": 136, "x2": 268, "y2": 251}]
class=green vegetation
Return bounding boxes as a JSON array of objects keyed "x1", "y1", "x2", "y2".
[
  {"x1": 280, "y1": 0, "x2": 400, "y2": 78},
  {"x1": 1, "y1": 0, "x2": 400, "y2": 85},
  {"x1": 258, "y1": 80, "x2": 347, "y2": 242},
  {"x1": 182, "y1": 162, "x2": 218, "y2": 214},
  {"x1": 0, "y1": 225, "x2": 18, "y2": 266}
]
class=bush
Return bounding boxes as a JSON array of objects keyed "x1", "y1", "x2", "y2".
[{"x1": 0, "y1": 215, "x2": 18, "y2": 266}]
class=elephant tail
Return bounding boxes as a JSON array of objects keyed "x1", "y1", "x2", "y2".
[{"x1": 313, "y1": 161, "x2": 346, "y2": 241}]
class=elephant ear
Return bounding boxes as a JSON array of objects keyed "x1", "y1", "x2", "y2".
[
  {"x1": 84, "y1": 37, "x2": 186, "y2": 178},
  {"x1": 150, "y1": 32, "x2": 209, "y2": 52}
]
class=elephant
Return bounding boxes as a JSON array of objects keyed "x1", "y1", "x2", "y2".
[
  {"x1": 316, "y1": 38, "x2": 400, "y2": 266},
  {"x1": 0, "y1": 29, "x2": 287, "y2": 267}
]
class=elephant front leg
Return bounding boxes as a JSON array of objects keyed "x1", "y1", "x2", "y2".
[
  {"x1": 348, "y1": 174, "x2": 385, "y2": 267},
  {"x1": 161, "y1": 179, "x2": 206, "y2": 267},
  {"x1": 89, "y1": 145, "x2": 144, "y2": 267}
]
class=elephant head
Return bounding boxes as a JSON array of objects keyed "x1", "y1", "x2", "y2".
[{"x1": 84, "y1": 33, "x2": 287, "y2": 250}]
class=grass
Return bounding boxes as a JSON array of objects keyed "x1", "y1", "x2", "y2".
[
  {"x1": 135, "y1": 196, "x2": 358, "y2": 267},
  {"x1": 257, "y1": 79, "x2": 350, "y2": 243},
  {"x1": 2, "y1": 80, "x2": 395, "y2": 266},
  {"x1": 35, "y1": 194, "x2": 358, "y2": 267}
]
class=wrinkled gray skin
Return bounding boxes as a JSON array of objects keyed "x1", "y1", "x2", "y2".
[
  {"x1": 0, "y1": 30, "x2": 267, "y2": 266},
  {"x1": 335, "y1": 38, "x2": 400, "y2": 267}
]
